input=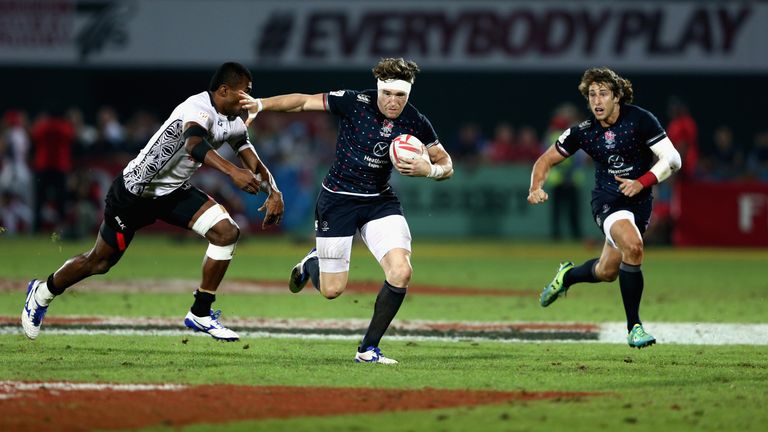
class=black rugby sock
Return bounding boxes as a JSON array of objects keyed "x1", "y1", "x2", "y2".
[
  {"x1": 305, "y1": 257, "x2": 320, "y2": 291},
  {"x1": 46, "y1": 273, "x2": 66, "y2": 295},
  {"x1": 619, "y1": 262, "x2": 644, "y2": 332},
  {"x1": 359, "y1": 281, "x2": 406, "y2": 352},
  {"x1": 563, "y1": 258, "x2": 600, "y2": 288},
  {"x1": 191, "y1": 290, "x2": 215, "y2": 317}
]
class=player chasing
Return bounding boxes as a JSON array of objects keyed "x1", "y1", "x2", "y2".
[
  {"x1": 528, "y1": 67, "x2": 681, "y2": 348},
  {"x1": 21, "y1": 62, "x2": 284, "y2": 342},
  {"x1": 239, "y1": 57, "x2": 454, "y2": 363}
]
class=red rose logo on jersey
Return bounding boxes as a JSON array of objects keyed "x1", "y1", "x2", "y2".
[
  {"x1": 604, "y1": 130, "x2": 616, "y2": 145},
  {"x1": 379, "y1": 119, "x2": 394, "y2": 137}
]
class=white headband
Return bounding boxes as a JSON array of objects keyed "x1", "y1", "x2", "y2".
[{"x1": 377, "y1": 79, "x2": 412, "y2": 95}]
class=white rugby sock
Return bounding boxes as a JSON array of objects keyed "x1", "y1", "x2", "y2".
[{"x1": 34, "y1": 282, "x2": 55, "y2": 306}]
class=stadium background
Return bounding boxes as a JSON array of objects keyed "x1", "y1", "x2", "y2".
[
  {"x1": 2, "y1": 2, "x2": 768, "y2": 431},
  {"x1": 1, "y1": 0, "x2": 767, "y2": 244}
]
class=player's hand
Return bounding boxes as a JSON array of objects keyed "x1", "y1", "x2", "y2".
[
  {"x1": 615, "y1": 175, "x2": 644, "y2": 197},
  {"x1": 238, "y1": 91, "x2": 262, "y2": 127},
  {"x1": 229, "y1": 167, "x2": 262, "y2": 194},
  {"x1": 395, "y1": 156, "x2": 431, "y2": 177},
  {"x1": 258, "y1": 189, "x2": 284, "y2": 228},
  {"x1": 527, "y1": 188, "x2": 548, "y2": 204}
]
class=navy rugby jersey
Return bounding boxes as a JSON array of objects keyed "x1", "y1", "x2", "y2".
[
  {"x1": 323, "y1": 89, "x2": 439, "y2": 195},
  {"x1": 555, "y1": 104, "x2": 666, "y2": 200}
]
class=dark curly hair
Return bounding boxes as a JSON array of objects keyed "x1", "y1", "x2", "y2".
[
  {"x1": 372, "y1": 58, "x2": 420, "y2": 84},
  {"x1": 578, "y1": 67, "x2": 634, "y2": 105}
]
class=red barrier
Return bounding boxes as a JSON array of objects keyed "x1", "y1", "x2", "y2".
[{"x1": 673, "y1": 181, "x2": 768, "y2": 247}]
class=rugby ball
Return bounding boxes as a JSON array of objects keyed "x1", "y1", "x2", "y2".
[{"x1": 390, "y1": 134, "x2": 427, "y2": 165}]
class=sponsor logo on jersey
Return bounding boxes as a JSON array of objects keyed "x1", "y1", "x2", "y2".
[
  {"x1": 329, "y1": 90, "x2": 345, "y2": 97},
  {"x1": 607, "y1": 154, "x2": 633, "y2": 175},
  {"x1": 578, "y1": 120, "x2": 591, "y2": 130},
  {"x1": 608, "y1": 154, "x2": 624, "y2": 169},
  {"x1": 364, "y1": 155, "x2": 386, "y2": 168},
  {"x1": 356, "y1": 94, "x2": 371, "y2": 104},
  {"x1": 373, "y1": 141, "x2": 389, "y2": 157},
  {"x1": 557, "y1": 128, "x2": 571, "y2": 144},
  {"x1": 379, "y1": 119, "x2": 394, "y2": 138},
  {"x1": 198, "y1": 111, "x2": 209, "y2": 121}
]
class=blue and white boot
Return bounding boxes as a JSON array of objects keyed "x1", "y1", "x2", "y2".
[
  {"x1": 289, "y1": 248, "x2": 317, "y2": 293},
  {"x1": 184, "y1": 309, "x2": 239, "y2": 341},
  {"x1": 21, "y1": 279, "x2": 51, "y2": 340},
  {"x1": 354, "y1": 346, "x2": 398, "y2": 364}
]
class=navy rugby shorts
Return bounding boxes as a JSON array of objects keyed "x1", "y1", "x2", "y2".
[
  {"x1": 590, "y1": 190, "x2": 653, "y2": 235},
  {"x1": 314, "y1": 188, "x2": 404, "y2": 237}
]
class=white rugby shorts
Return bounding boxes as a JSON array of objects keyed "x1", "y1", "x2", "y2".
[{"x1": 317, "y1": 215, "x2": 412, "y2": 273}]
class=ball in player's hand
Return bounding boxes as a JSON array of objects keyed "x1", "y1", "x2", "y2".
[{"x1": 390, "y1": 134, "x2": 428, "y2": 165}]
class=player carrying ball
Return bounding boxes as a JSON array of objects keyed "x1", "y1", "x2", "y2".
[{"x1": 240, "y1": 58, "x2": 454, "y2": 363}]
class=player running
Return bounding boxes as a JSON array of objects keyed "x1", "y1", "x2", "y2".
[
  {"x1": 21, "y1": 62, "x2": 284, "y2": 341},
  {"x1": 240, "y1": 58, "x2": 454, "y2": 363},
  {"x1": 528, "y1": 67, "x2": 681, "y2": 348}
]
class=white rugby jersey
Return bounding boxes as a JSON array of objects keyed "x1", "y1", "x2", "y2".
[{"x1": 122, "y1": 91, "x2": 254, "y2": 197}]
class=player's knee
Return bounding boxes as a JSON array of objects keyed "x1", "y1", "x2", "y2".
[
  {"x1": 319, "y1": 278, "x2": 347, "y2": 299},
  {"x1": 595, "y1": 263, "x2": 619, "y2": 282},
  {"x1": 321, "y1": 285, "x2": 345, "y2": 299},
  {"x1": 602, "y1": 269, "x2": 619, "y2": 282},
  {"x1": 208, "y1": 222, "x2": 240, "y2": 246},
  {"x1": 622, "y1": 240, "x2": 644, "y2": 262},
  {"x1": 385, "y1": 263, "x2": 412, "y2": 287},
  {"x1": 195, "y1": 204, "x2": 239, "y2": 245},
  {"x1": 86, "y1": 254, "x2": 114, "y2": 275}
]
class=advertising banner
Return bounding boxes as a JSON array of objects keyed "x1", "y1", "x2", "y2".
[
  {"x1": 674, "y1": 181, "x2": 768, "y2": 247},
  {"x1": 1, "y1": 0, "x2": 765, "y2": 72}
]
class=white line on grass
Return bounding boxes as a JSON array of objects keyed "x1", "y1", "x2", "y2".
[
  {"x1": 599, "y1": 322, "x2": 768, "y2": 345},
  {"x1": 1, "y1": 321, "x2": 767, "y2": 345}
]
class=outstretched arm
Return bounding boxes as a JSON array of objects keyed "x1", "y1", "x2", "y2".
[
  {"x1": 239, "y1": 92, "x2": 326, "y2": 126},
  {"x1": 528, "y1": 144, "x2": 567, "y2": 204}
]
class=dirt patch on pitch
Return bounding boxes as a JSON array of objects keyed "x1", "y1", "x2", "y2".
[
  {"x1": 0, "y1": 278, "x2": 531, "y2": 297},
  {"x1": 0, "y1": 381, "x2": 595, "y2": 431}
]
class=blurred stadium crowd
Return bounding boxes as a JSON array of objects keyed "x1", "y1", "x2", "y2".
[{"x1": 1, "y1": 100, "x2": 767, "y2": 240}]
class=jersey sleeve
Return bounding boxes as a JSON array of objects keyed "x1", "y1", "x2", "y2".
[
  {"x1": 416, "y1": 112, "x2": 440, "y2": 148},
  {"x1": 228, "y1": 120, "x2": 256, "y2": 154},
  {"x1": 326, "y1": 90, "x2": 358, "y2": 117},
  {"x1": 554, "y1": 126, "x2": 580, "y2": 157},
  {"x1": 638, "y1": 109, "x2": 667, "y2": 147},
  {"x1": 180, "y1": 97, "x2": 215, "y2": 131}
]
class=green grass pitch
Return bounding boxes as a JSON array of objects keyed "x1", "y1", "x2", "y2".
[{"x1": 1, "y1": 235, "x2": 767, "y2": 431}]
